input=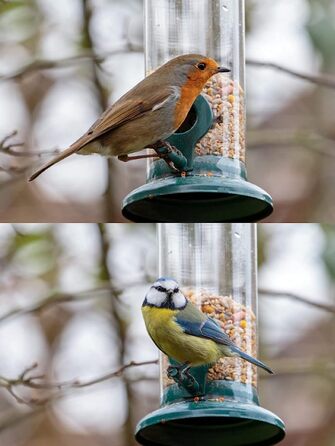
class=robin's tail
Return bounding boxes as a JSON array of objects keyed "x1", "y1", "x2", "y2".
[
  {"x1": 229, "y1": 346, "x2": 274, "y2": 374},
  {"x1": 28, "y1": 145, "x2": 80, "y2": 181},
  {"x1": 28, "y1": 131, "x2": 95, "y2": 182}
]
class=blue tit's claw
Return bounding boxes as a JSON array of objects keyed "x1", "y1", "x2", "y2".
[
  {"x1": 167, "y1": 365, "x2": 181, "y2": 381},
  {"x1": 181, "y1": 368, "x2": 200, "y2": 393}
]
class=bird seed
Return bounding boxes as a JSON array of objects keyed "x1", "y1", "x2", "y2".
[{"x1": 195, "y1": 74, "x2": 246, "y2": 163}]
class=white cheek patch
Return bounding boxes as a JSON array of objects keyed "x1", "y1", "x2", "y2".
[
  {"x1": 146, "y1": 289, "x2": 167, "y2": 307},
  {"x1": 172, "y1": 292, "x2": 187, "y2": 309}
]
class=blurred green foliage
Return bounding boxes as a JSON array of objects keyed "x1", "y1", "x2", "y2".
[
  {"x1": 305, "y1": 0, "x2": 335, "y2": 68},
  {"x1": 257, "y1": 225, "x2": 269, "y2": 268},
  {"x1": 4, "y1": 226, "x2": 60, "y2": 282},
  {"x1": 320, "y1": 224, "x2": 335, "y2": 282},
  {"x1": 0, "y1": 1, "x2": 40, "y2": 42}
]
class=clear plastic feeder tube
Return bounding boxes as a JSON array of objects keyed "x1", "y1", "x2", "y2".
[
  {"x1": 158, "y1": 223, "x2": 258, "y2": 399},
  {"x1": 145, "y1": 0, "x2": 246, "y2": 164}
]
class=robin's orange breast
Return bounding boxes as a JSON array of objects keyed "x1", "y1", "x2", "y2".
[{"x1": 173, "y1": 80, "x2": 206, "y2": 130}]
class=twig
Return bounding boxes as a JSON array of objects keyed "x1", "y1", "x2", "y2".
[
  {"x1": 0, "y1": 50, "x2": 127, "y2": 82},
  {"x1": 261, "y1": 357, "x2": 335, "y2": 380},
  {"x1": 248, "y1": 129, "x2": 335, "y2": 157},
  {"x1": 0, "y1": 359, "x2": 158, "y2": 407},
  {"x1": 0, "y1": 164, "x2": 29, "y2": 175},
  {"x1": 259, "y1": 288, "x2": 335, "y2": 313},
  {"x1": 0, "y1": 286, "x2": 119, "y2": 324},
  {"x1": 247, "y1": 59, "x2": 335, "y2": 89},
  {"x1": 0, "y1": 360, "x2": 158, "y2": 391},
  {"x1": 0, "y1": 130, "x2": 60, "y2": 158}
]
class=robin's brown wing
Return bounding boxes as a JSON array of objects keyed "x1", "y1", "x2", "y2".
[
  {"x1": 86, "y1": 84, "x2": 177, "y2": 140},
  {"x1": 28, "y1": 86, "x2": 177, "y2": 181}
]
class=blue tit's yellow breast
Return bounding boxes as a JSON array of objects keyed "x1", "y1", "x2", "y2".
[{"x1": 142, "y1": 306, "x2": 220, "y2": 366}]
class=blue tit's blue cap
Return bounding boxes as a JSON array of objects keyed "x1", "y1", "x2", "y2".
[{"x1": 156, "y1": 277, "x2": 178, "y2": 283}]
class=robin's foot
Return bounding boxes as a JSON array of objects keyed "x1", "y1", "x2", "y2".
[
  {"x1": 149, "y1": 140, "x2": 176, "y2": 153},
  {"x1": 118, "y1": 153, "x2": 158, "y2": 162},
  {"x1": 150, "y1": 140, "x2": 186, "y2": 172}
]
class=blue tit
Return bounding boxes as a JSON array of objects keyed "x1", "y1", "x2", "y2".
[{"x1": 142, "y1": 277, "x2": 273, "y2": 374}]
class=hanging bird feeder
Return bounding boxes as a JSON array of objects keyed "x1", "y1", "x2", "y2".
[
  {"x1": 122, "y1": 0, "x2": 273, "y2": 222},
  {"x1": 136, "y1": 223, "x2": 285, "y2": 446}
]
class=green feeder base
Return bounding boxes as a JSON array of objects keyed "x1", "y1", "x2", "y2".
[
  {"x1": 135, "y1": 399, "x2": 285, "y2": 446},
  {"x1": 122, "y1": 158, "x2": 273, "y2": 223},
  {"x1": 136, "y1": 381, "x2": 285, "y2": 446}
]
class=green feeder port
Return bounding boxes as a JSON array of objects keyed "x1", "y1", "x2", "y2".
[
  {"x1": 122, "y1": 96, "x2": 273, "y2": 223},
  {"x1": 122, "y1": 0, "x2": 273, "y2": 223},
  {"x1": 136, "y1": 223, "x2": 285, "y2": 446}
]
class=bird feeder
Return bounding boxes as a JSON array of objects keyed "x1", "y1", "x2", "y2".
[
  {"x1": 122, "y1": 0, "x2": 273, "y2": 222},
  {"x1": 136, "y1": 223, "x2": 285, "y2": 445}
]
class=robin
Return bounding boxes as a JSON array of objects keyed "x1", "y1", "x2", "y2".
[{"x1": 28, "y1": 54, "x2": 230, "y2": 181}]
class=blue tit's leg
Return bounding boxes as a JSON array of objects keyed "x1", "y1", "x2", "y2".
[
  {"x1": 167, "y1": 362, "x2": 189, "y2": 382},
  {"x1": 167, "y1": 363, "x2": 202, "y2": 397}
]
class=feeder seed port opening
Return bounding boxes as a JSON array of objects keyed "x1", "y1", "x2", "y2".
[
  {"x1": 135, "y1": 223, "x2": 285, "y2": 446},
  {"x1": 122, "y1": 0, "x2": 273, "y2": 223}
]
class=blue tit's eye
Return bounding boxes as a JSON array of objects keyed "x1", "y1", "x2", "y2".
[
  {"x1": 156, "y1": 286, "x2": 166, "y2": 292},
  {"x1": 174, "y1": 288, "x2": 179, "y2": 293}
]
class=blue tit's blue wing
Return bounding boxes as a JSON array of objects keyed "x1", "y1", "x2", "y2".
[{"x1": 175, "y1": 304, "x2": 235, "y2": 348}]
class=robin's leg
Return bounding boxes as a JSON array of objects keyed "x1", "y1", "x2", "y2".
[
  {"x1": 118, "y1": 153, "x2": 158, "y2": 162},
  {"x1": 118, "y1": 141, "x2": 184, "y2": 172},
  {"x1": 117, "y1": 144, "x2": 178, "y2": 164}
]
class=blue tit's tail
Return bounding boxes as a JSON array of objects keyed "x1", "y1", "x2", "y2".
[{"x1": 230, "y1": 346, "x2": 274, "y2": 374}]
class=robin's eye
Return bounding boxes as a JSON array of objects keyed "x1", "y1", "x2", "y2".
[{"x1": 197, "y1": 62, "x2": 206, "y2": 70}]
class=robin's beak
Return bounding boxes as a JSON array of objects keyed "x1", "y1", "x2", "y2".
[{"x1": 217, "y1": 66, "x2": 230, "y2": 73}]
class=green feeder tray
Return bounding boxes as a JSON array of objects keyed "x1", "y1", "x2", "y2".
[
  {"x1": 122, "y1": 96, "x2": 273, "y2": 223},
  {"x1": 136, "y1": 365, "x2": 285, "y2": 446}
]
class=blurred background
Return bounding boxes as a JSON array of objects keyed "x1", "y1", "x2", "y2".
[
  {"x1": 0, "y1": 0, "x2": 335, "y2": 222},
  {"x1": 0, "y1": 222, "x2": 334, "y2": 445}
]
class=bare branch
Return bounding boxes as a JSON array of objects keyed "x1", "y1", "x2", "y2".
[
  {"x1": 261, "y1": 357, "x2": 335, "y2": 380},
  {"x1": 0, "y1": 359, "x2": 158, "y2": 407},
  {"x1": 0, "y1": 50, "x2": 130, "y2": 82},
  {"x1": 259, "y1": 288, "x2": 335, "y2": 313},
  {"x1": 247, "y1": 59, "x2": 335, "y2": 89},
  {"x1": 0, "y1": 286, "x2": 117, "y2": 324},
  {"x1": 0, "y1": 130, "x2": 60, "y2": 158},
  {"x1": 248, "y1": 129, "x2": 335, "y2": 158}
]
